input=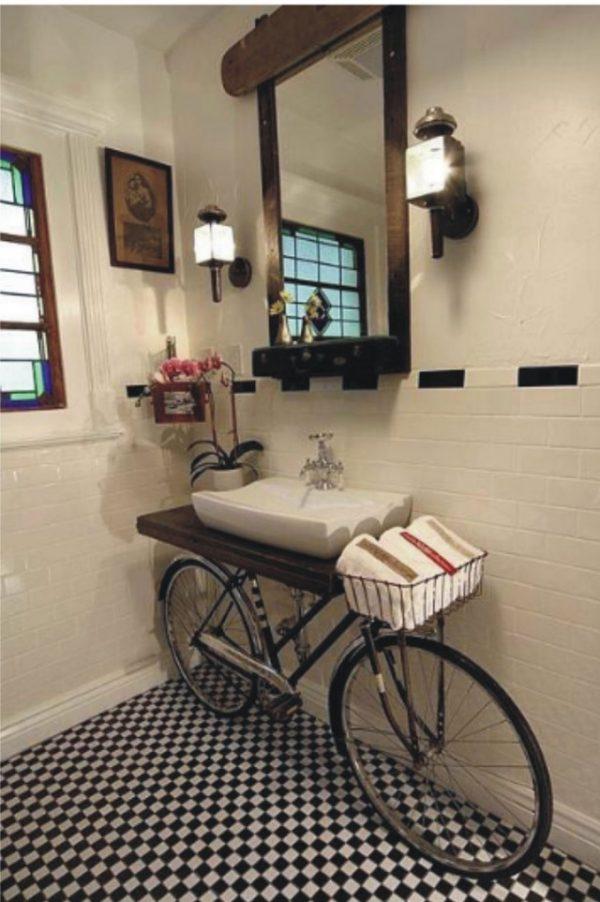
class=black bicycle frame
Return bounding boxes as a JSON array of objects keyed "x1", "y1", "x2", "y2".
[
  {"x1": 225, "y1": 568, "x2": 442, "y2": 760},
  {"x1": 242, "y1": 570, "x2": 360, "y2": 688}
]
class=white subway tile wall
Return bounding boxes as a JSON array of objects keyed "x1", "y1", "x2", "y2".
[
  {"x1": 0, "y1": 439, "x2": 189, "y2": 724},
  {"x1": 236, "y1": 378, "x2": 600, "y2": 825}
]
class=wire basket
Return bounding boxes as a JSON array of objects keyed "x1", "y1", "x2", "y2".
[{"x1": 340, "y1": 552, "x2": 487, "y2": 633}]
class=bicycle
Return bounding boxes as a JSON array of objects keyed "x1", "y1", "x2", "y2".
[{"x1": 159, "y1": 553, "x2": 552, "y2": 880}]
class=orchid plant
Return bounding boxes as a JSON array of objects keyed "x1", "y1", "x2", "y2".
[{"x1": 152, "y1": 354, "x2": 263, "y2": 486}]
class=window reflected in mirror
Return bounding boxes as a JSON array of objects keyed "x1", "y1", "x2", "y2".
[{"x1": 277, "y1": 23, "x2": 387, "y2": 341}]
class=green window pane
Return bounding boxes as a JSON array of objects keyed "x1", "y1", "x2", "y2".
[
  {"x1": 344, "y1": 321, "x2": 361, "y2": 337},
  {"x1": 0, "y1": 240, "x2": 36, "y2": 272},
  {"x1": 1, "y1": 170, "x2": 14, "y2": 203},
  {"x1": 297, "y1": 260, "x2": 318, "y2": 281},
  {"x1": 0, "y1": 329, "x2": 44, "y2": 360},
  {"x1": 0, "y1": 294, "x2": 40, "y2": 323},
  {"x1": 11, "y1": 167, "x2": 24, "y2": 205},
  {"x1": 341, "y1": 269, "x2": 358, "y2": 287},
  {"x1": 341, "y1": 247, "x2": 356, "y2": 268},
  {"x1": 319, "y1": 264, "x2": 339, "y2": 284},
  {"x1": 296, "y1": 238, "x2": 317, "y2": 261},
  {"x1": 0, "y1": 270, "x2": 37, "y2": 295},
  {"x1": 342, "y1": 290, "x2": 360, "y2": 309},
  {"x1": 283, "y1": 257, "x2": 295, "y2": 278},
  {"x1": 319, "y1": 243, "x2": 339, "y2": 265},
  {"x1": 282, "y1": 235, "x2": 295, "y2": 256},
  {"x1": 343, "y1": 308, "x2": 361, "y2": 323},
  {"x1": 0, "y1": 359, "x2": 35, "y2": 392},
  {"x1": 283, "y1": 282, "x2": 296, "y2": 301},
  {"x1": 296, "y1": 284, "x2": 316, "y2": 303}
]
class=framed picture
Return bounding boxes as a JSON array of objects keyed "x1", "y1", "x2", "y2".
[
  {"x1": 151, "y1": 382, "x2": 206, "y2": 424},
  {"x1": 105, "y1": 148, "x2": 175, "y2": 273}
]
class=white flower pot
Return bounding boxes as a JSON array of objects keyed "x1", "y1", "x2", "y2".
[{"x1": 194, "y1": 466, "x2": 255, "y2": 493}]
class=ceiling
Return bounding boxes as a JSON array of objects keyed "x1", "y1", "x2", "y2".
[{"x1": 68, "y1": 5, "x2": 217, "y2": 53}]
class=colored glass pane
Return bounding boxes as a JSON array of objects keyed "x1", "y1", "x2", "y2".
[
  {"x1": 279, "y1": 220, "x2": 366, "y2": 340},
  {"x1": 1, "y1": 359, "x2": 52, "y2": 407}
]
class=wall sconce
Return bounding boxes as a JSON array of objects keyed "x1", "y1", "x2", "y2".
[
  {"x1": 194, "y1": 204, "x2": 252, "y2": 302},
  {"x1": 406, "y1": 107, "x2": 478, "y2": 259}
]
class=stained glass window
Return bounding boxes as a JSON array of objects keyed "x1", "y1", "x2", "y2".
[
  {"x1": 281, "y1": 221, "x2": 367, "y2": 340},
  {"x1": 1, "y1": 147, "x2": 65, "y2": 411}
]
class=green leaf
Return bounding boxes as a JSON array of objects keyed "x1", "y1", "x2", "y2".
[
  {"x1": 190, "y1": 451, "x2": 220, "y2": 471},
  {"x1": 230, "y1": 440, "x2": 264, "y2": 462}
]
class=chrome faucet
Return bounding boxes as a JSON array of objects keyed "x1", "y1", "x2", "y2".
[{"x1": 300, "y1": 432, "x2": 344, "y2": 491}]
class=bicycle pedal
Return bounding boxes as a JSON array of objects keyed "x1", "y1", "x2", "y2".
[{"x1": 263, "y1": 691, "x2": 302, "y2": 722}]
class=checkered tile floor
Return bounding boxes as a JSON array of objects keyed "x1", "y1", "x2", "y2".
[{"x1": 2, "y1": 679, "x2": 599, "y2": 901}]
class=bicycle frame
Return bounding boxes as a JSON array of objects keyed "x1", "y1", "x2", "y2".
[{"x1": 217, "y1": 566, "x2": 446, "y2": 762}]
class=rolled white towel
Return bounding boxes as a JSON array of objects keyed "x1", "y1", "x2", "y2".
[
  {"x1": 380, "y1": 517, "x2": 484, "y2": 612},
  {"x1": 337, "y1": 532, "x2": 425, "y2": 630},
  {"x1": 337, "y1": 517, "x2": 484, "y2": 631}
]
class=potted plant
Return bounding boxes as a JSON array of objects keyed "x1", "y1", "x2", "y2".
[{"x1": 187, "y1": 353, "x2": 263, "y2": 492}]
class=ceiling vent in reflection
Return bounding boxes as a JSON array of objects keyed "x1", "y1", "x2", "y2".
[{"x1": 332, "y1": 30, "x2": 383, "y2": 81}]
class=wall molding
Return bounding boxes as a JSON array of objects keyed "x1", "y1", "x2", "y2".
[
  {"x1": 1, "y1": 426, "x2": 123, "y2": 452},
  {"x1": 1, "y1": 79, "x2": 112, "y2": 138},
  {"x1": 2, "y1": 79, "x2": 120, "y2": 440},
  {"x1": 0, "y1": 659, "x2": 168, "y2": 761}
]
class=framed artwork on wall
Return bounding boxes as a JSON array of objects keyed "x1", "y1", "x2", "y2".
[{"x1": 104, "y1": 148, "x2": 175, "y2": 273}]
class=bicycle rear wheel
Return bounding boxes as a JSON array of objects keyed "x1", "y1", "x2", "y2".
[
  {"x1": 162, "y1": 557, "x2": 261, "y2": 717},
  {"x1": 329, "y1": 632, "x2": 552, "y2": 878}
]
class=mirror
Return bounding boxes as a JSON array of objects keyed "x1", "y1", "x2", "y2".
[
  {"x1": 251, "y1": 6, "x2": 409, "y2": 381},
  {"x1": 277, "y1": 23, "x2": 387, "y2": 341}
]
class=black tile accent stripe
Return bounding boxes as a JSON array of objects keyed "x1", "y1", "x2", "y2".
[
  {"x1": 126, "y1": 384, "x2": 148, "y2": 398},
  {"x1": 518, "y1": 365, "x2": 578, "y2": 387},
  {"x1": 419, "y1": 369, "x2": 465, "y2": 389},
  {"x1": 232, "y1": 380, "x2": 257, "y2": 394}
]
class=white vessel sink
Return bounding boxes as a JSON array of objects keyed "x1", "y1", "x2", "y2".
[{"x1": 192, "y1": 476, "x2": 412, "y2": 559}]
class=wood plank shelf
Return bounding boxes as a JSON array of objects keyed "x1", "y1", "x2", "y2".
[{"x1": 136, "y1": 505, "x2": 342, "y2": 595}]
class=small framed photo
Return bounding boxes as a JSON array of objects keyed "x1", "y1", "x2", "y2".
[
  {"x1": 105, "y1": 148, "x2": 175, "y2": 273},
  {"x1": 151, "y1": 382, "x2": 206, "y2": 424}
]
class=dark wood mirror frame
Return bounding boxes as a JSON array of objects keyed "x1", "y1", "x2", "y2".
[{"x1": 222, "y1": 6, "x2": 409, "y2": 387}]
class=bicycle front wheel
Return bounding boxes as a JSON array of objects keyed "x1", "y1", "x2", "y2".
[{"x1": 329, "y1": 632, "x2": 552, "y2": 878}]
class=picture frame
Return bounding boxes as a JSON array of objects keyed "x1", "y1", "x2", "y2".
[
  {"x1": 151, "y1": 382, "x2": 207, "y2": 424},
  {"x1": 105, "y1": 148, "x2": 175, "y2": 273}
]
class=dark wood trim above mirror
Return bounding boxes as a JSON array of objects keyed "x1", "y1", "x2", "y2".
[
  {"x1": 225, "y1": 6, "x2": 410, "y2": 380},
  {"x1": 222, "y1": 6, "x2": 385, "y2": 97}
]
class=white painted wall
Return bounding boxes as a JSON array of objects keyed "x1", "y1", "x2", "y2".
[
  {"x1": 167, "y1": 5, "x2": 600, "y2": 865},
  {"x1": 0, "y1": 6, "x2": 191, "y2": 749}
]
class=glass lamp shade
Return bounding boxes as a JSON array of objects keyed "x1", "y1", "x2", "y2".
[
  {"x1": 406, "y1": 136, "x2": 449, "y2": 205},
  {"x1": 194, "y1": 222, "x2": 235, "y2": 266}
]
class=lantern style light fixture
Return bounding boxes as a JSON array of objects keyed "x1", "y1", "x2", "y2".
[
  {"x1": 194, "y1": 204, "x2": 252, "y2": 302},
  {"x1": 406, "y1": 107, "x2": 478, "y2": 259}
]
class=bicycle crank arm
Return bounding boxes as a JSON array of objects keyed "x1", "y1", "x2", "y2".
[{"x1": 196, "y1": 633, "x2": 293, "y2": 696}]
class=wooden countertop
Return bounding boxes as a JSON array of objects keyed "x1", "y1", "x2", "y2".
[{"x1": 136, "y1": 505, "x2": 342, "y2": 595}]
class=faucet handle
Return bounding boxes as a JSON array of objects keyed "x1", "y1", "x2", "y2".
[{"x1": 309, "y1": 432, "x2": 334, "y2": 442}]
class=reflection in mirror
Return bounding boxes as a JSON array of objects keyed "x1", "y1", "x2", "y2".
[{"x1": 277, "y1": 24, "x2": 386, "y2": 342}]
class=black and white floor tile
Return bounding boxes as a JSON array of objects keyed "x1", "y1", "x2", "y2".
[{"x1": 2, "y1": 679, "x2": 599, "y2": 901}]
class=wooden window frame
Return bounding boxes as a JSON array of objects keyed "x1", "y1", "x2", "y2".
[
  {"x1": 282, "y1": 219, "x2": 368, "y2": 339},
  {"x1": 1, "y1": 145, "x2": 66, "y2": 412}
]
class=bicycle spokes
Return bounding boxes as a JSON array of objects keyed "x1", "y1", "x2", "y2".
[{"x1": 340, "y1": 636, "x2": 548, "y2": 876}]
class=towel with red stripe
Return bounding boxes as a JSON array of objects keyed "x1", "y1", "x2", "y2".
[{"x1": 336, "y1": 516, "x2": 484, "y2": 631}]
